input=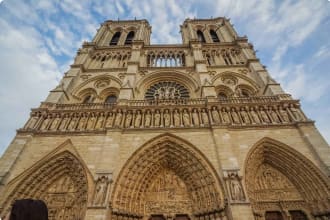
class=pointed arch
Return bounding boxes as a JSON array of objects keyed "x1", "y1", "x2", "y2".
[
  {"x1": 197, "y1": 30, "x2": 206, "y2": 43},
  {"x1": 111, "y1": 133, "x2": 227, "y2": 219},
  {"x1": 210, "y1": 30, "x2": 220, "y2": 43},
  {"x1": 0, "y1": 140, "x2": 92, "y2": 220},
  {"x1": 125, "y1": 31, "x2": 135, "y2": 45},
  {"x1": 110, "y1": 32, "x2": 121, "y2": 45},
  {"x1": 244, "y1": 137, "x2": 330, "y2": 217}
]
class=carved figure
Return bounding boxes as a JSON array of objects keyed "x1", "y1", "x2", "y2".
[
  {"x1": 95, "y1": 113, "x2": 105, "y2": 129},
  {"x1": 173, "y1": 109, "x2": 181, "y2": 127},
  {"x1": 50, "y1": 114, "x2": 61, "y2": 130},
  {"x1": 114, "y1": 111, "x2": 123, "y2": 127},
  {"x1": 26, "y1": 115, "x2": 39, "y2": 129},
  {"x1": 250, "y1": 108, "x2": 260, "y2": 124},
  {"x1": 58, "y1": 114, "x2": 69, "y2": 130},
  {"x1": 269, "y1": 108, "x2": 280, "y2": 123},
  {"x1": 192, "y1": 109, "x2": 200, "y2": 126},
  {"x1": 134, "y1": 111, "x2": 142, "y2": 127},
  {"x1": 231, "y1": 109, "x2": 240, "y2": 124},
  {"x1": 87, "y1": 114, "x2": 96, "y2": 130},
  {"x1": 259, "y1": 108, "x2": 270, "y2": 123},
  {"x1": 40, "y1": 115, "x2": 51, "y2": 130},
  {"x1": 240, "y1": 108, "x2": 250, "y2": 124},
  {"x1": 221, "y1": 109, "x2": 230, "y2": 124},
  {"x1": 182, "y1": 109, "x2": 190, "y2": 126},
  {"x1": 211, "y1": 107, "x2": 221, "y2": 124},
  {"x1": 105, "y1": 112, "x2": 114, "y2": 128},
  {"x1": 290, "y1": 105, "x2": 303, "y2": 121},
  {"x1": 125, "y1": 111, "x2": 133, "y2": 128},
  {"x1": 67, "y1": 114, "x2": 78, "y2": 130},
  {"x1": 94, "y1": 176, "x2": 108, "y2": 206},
  {"x1": 145, "y1": 110, "x2": 152, "y2": 127},
  {"x1": 154, "y1": 110, "x2": 161, "y2": 127},
  {"x1": 279, "y1": 108, "x2": 290, "y2": 123},
  {"x1": 230, "y1": 179, "x2": 244, "y2": 201},
  {"x1": 201, "y1": 109, "x2": 209, "y2": 125},
  {"x1": 163, "y1": 109, "x2": 171, "y2": 127},
  {"x1": 77, "y1": 114, "x2": 87, "y2": 130}
]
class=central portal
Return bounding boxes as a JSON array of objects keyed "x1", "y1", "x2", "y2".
[{"x1": 144, "y1": 168, "x2": 192, "y2": 217}]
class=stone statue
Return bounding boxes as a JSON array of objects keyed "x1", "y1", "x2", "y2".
[
  {"x1": 95, "y1": 113, "x2": 105, "y2": 129},
  {"x1": 290, "y1": 105, "x2": 303, "y2": 121},
  {"x1": 114, "y1": 110, "x2": 123, "y2": 127},
  {"x1": 163, "y1": 109, "x2": 171, "y2": 127},
  {"x1": 125, "y1": 111, "x2": 133, "y2": 128},
  {"x1": 154, "y1": 110, "x2": 161, "y2": 127},
  {"x1": 230, "y1": 179, "x2": 244, "y2": 201},
  {"x1": 134, "y1": 111, "x2": 142, "y2": 127},
  {"x1": 105, "y1": 112, "x2": 114, "y2": 128},
  {"x1": 240, "y1": 108, "x2": 250, "y2": 124},
  {"x1": 87, "y1": 114, "x2": 96, "y2": 130},
  {"x1": 67, "y1": 114, "x2": 78, "y2": 130},
  {"x1": 173, "y1": 109, "x2": 181, "y2": 127},
  {"x1": 182, "y1": 109, "x2": 190, "y2": 126},
  {"x1": 279, "y1": 108, "x2": 290, "y2": 123},
  {"x1": 25, "y1": 115, "x2": 39, "y2": 129},
  {"x1": 59, "y1": 114, "x2": 69, "y2": 130},
  {"x1": 50, "y1": 114, "x2": 61, "y2": 131},
  {"x1": 269, "y1": 108, "x2": 280, "y2": 123},
  {"x1": 250, "y1": 108, "x2": 260, "y2": 124},
  {"x1": 145, "y1": 110, "x2": 151, "y2": 127},
  {"x1": 231, "y1": 109, "x2": 240, "y2": 124},
  {"x1": 201, "y1": 109, "x2": 209, "y2": 125},
  {"x1": 40, "y1": 115, "x2": 51, "y2": 130},
  {"x1": 259, "y1": 108, "x2": 270, "y2": 123},
  {"x1": 192, "y1": 109, "x2": 200, "y2": 126},
  {"x1": 221, "y1": 109, "x2": 230, "y2": 124},
  {"x1": 93, "y1": 176, "x2": 108, "y2": 206},
  {"x1": 77, "y1": 114, "x2": 87, "y2": 130},
  {"x1": 211, "y1": 107, "x2": 221, "y2": 124}
]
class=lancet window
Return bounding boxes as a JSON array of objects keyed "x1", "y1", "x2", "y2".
[
  {"x1": 197, "y1": 30, "x2": 206, "y2": 43},
  {"x1": 105, "y1": 95, "x2": 117, "y2": 104},
  {"x1": 83, "y1": 95, "x2": 94, "y2": 104},
  {"x1": 145, "y1": 81, "x2": 189, "y2": 100},
  {"x1": 210, "y1": 30, "x2": 220, "y2": 42},
  {"x1": 125, "y1": 31, "x2": 135, "y2": 45},
  {"x1": 110, "y1": 32, "x2": 121, "y2": 45}
]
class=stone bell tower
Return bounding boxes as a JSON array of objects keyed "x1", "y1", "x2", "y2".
[{"x1": 0, "y1": 17, "x2": 329, "y2": 220}]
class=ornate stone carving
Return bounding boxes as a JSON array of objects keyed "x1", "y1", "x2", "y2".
[
  {"x1": 211, "y1": 107, "x2": 221, "y2": 124},
  {"x1": 173, "y1": 109, "x2": 181, "y2": 127},
  {"x1": 224, "y1": 170, "x2": 245, "y2": 202},
  {"x1": 93, "y1": 175, "x2": 111, "y2": 206},
  {"x1": 182, "y1": 109, "x2": 190, "y2": 126},
  {"x1": 134, "y1": 111, "x2": 142, "y2": 128}
]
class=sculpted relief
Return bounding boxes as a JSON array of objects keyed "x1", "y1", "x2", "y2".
[{"x1": 144, "y1": 169, "x2": 192, "y2": 215}]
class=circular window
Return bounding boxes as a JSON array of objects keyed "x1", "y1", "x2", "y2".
[{"x1": 145, "y1": 81, "x2": 189, "y2": 100}]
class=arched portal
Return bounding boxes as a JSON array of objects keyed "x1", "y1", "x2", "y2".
[
  {"x1": 111, "y1": 134, "x2": 227, "y2": 220},
  {"x1": 245, "y1": 138, "x2": 330, "y2": 220},
  {"x1": 1, "y1": 150, "x2": 89, "y2": 220}
]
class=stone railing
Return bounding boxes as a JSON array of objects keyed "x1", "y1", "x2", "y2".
[
  {"x1": 143, "y1": 46, "x2": 188, "y2": 67},
  {"x1": 21, "y1": 95, "x2": 308, "y2": 133}
]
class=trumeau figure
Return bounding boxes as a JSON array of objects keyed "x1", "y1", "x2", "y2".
[
  {"x1": 154, "y1": 110, "x2": 161, "y2": 127},
  {"x1": 201, "y1": 109, "x2": 209, "y2": 125},
  {"x1": 134, "y1": 111, "x2": 142, "y2": 128},
  {"x1": 182, "y1": 109, "x2": 190, "y2": 126},
  {"x1": 173, "y1": 109, "x2": 181, "y2": 127},
  {"x1": 114, "y1": 110, "x2": 123, "y2": 127},
  {"x1": 192, "y1": 109, "x2": 200, "y2": 126},
  {"x1": 144, "y1": 110, "x2": 152, "y2": 127},
  {"x1": 163, "y1": 109, "x2": 171, "y2": 127},
  {"x1": 211, "y1": 107, "x2": 221, "y2": 124},
  {"x1": 105, "y1": 112, "x2": 114, "y2": 128}
]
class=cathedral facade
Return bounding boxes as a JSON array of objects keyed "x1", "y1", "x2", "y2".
[{"x1": 0, "y1": 18, "x2": 329, "y2": 220}]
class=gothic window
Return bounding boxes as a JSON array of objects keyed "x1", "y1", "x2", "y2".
[
  {"x1": 210, "y1": 30, "x2": 220, "y2": 42},
  {"x1": 218, "y1": 92, "x2": 228, "y2": 100},
  {"x1": 125, "y1": 31, "x2": 135, "y2": 45},
  {"x1": 105, "y1": 95, "x2": 117, "y2": 104},
  {"x1": 289, "y1": 211, "x2": 308, "y2": 220},
  {"x1": 110, "y1": 32, "x2": 121, "y2": 45},
  {"x1": 197, "y1": 30, "x2": 206, "y2": 43},
  {"x1": 145, "y1": 81, "x2": 190, "y2": 100},
  {"x1": 241, "y1": 89, "x2": 250, "y2": 97},
  {"x1": 265, "y1": 211, "x2": 284, "y2": 220},
  {"x1": 82, "y1": 95, "x2": 93, "y2": 103}
]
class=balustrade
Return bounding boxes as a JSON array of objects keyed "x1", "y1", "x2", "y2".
[{"x1": 145, "y1": 48, "x2": 186, "y2": 67}]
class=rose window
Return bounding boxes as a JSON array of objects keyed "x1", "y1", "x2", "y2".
[{"x1": 145, "y1": 81, "x2": 190, "y2": 100}]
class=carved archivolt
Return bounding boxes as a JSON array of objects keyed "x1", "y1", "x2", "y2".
[
  {"x1": 0, "y1": 149, "x2": 89, "y2": 220},
  {"x1": 244, "y1": 138, "x2": 330, "y2": 219},
  {"x1": 110, "y1": 134, "x2": 226, "y2": 219}
]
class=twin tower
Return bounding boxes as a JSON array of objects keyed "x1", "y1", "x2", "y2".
[{"x1": 0, "y1": 18, "x2": 329, "y2": 220}]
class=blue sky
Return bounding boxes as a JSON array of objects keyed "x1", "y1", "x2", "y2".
[{"x1": 0, "y1": 0, "x2": 329, "y2": 155}]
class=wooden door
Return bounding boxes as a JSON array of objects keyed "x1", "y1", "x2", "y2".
[{"x1": 265, "y1": 211, "x2": 284, "y2": 220}]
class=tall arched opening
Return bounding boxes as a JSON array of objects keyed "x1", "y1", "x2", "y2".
[{"x1": 110, "y1": 134, "x2": 227, "y2": 220}]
